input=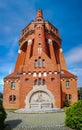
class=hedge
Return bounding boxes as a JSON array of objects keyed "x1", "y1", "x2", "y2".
[
  {"x1": 0, "y1": 99, "x2": 7, "y2": 130},
  {"x1": 65, "y1": 100, "x2": 82, "y2": 130}
]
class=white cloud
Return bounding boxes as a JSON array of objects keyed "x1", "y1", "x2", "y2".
[
  {"x1": 0, "y1": 79, "x2": 3, "y2": 85},
  {"x1": 68, "y1": 67, "x2": 82, "y2": 87},
  {"x1": 0, "y1": 63, "x2": 14, "y2": 74},
  {"x1": 7, "y1": 37, "x2": 18, "y2": 58},
  {"x1": 0, "y1": 59, "x2": 15, "y2": 92},
  {"x1": 65, "y1": 45, "x2": 82, "y2": 65},
  {"x1": 65, "y1": 45, "x2": 82, "y2": 87},
  {"x1": 0, "y1": 77, "x2": 4, "y2": 92}
]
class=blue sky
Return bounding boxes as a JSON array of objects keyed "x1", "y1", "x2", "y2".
[{"x1": 0, "y1": 0, "x2": 82, "y2": 92}]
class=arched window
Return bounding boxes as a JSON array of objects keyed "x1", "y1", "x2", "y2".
[
  {"x1": 13, "y1": 95, "x2": 16, "y2": 101},
  {"x1": 65, "y1": 94, "x2": 72, "y2": 100},
  {"x1": 34, "y1": 79, "x2": 37, "y2": 85},
  {"x1": 42, "y1": 59, "x2": 45, "y2": 67},
  {"x1": 34, "y1": 79, "x2": 46, "y2": 86},
  {"x1": 38, "y1": 57, "x2": 41, "y2": 67},
  {"x1": 34, "y1": 58, "x2": 46, "y2": 68},
  {"x1": 38, "y1": 43, "x2": 41, "y2": 47},
  {"x1": 11, "y1": 82, "x2": 16, "y2": 89},
  {"x1": 38, "y1": 34, "x2": 41, "y2": 38},
  {"x1": 34, "y1": 59, "x2": 38, "y2": 68},
  {"x1": 25, "y1": 78, "x2": 29, "y2": 82},
  {"x1": 51, "y1": 78, "x2": 55, "y2": 82},
  {"x1": 38, "y1": 78, "x2": 42, "y2": 85},
  {"x1": 66, "y1": 81, "x2": 70, "y2": 88},
  {"x1": 43, "y1": 79, "x2": 46, "y2": 85},
  {"x1": 9, "y1": 95, "x2": 16, "y2": 102},
  {"x1": 9, "y1": 95, "x2": 12, "y2": 101}
]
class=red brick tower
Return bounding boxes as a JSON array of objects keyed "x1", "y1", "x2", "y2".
[{"x1": 3, "y1": 10, "x2": 78, "y2": 109}]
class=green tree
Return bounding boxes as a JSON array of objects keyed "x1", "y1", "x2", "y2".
[
  {"x1": 64, "y1": 98, "x2": 70, "y2": 107},
  {"x1": 78, "y1": 87, "x2": 82, "y2": 100},
  {"x1": 65, "y1": 100, "x2": 82, "y2": 130},
  {"x1": 0, "y1": 99, "x2": 7, "y2": 130}
]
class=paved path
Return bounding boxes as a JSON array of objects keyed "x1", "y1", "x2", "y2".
[{"x1": 5, "y1": 111, "x2": 73, "y2": 130}]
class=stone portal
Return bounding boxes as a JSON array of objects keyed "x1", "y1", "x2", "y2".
[{"x1": 25, "y1": 86, "x2": 55, "y2": 110}]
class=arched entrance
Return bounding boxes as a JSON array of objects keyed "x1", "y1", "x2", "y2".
[{"x1": 25, "y1": 86, "x2": 55, "y2": 110}]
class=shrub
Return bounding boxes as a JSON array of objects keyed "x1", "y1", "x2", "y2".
[
  {"x1": 0, "y1": 99, "x2": 7, "y2": 130},
  {"x1": 64, "y1": 98, "x2": 70, "y2": 107},
  {"x1": 65, "y1": 100, "x2": 82, "y2": 130}
]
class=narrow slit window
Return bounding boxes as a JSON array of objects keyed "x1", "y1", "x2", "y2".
[
  {"x1": 42, "y1": 59, "x2": 45, "y2": 67},
  {"x1": 13, "y1": 95, "x2": 16, "y2": 101},
  {"x1": 43, "y1": 79, "x2": 46, "y2": 85},
  {"x1": 34, "y1": 60, "x2": 38, "y2": 67},
  {"x1": 38, "y1": 43, "x2": 41, "y2": 47},
  {"x1": 9, "y1": 95, "x2": 12, "y2": 101},
  {"x1": 34, "y1": 79, "x2": 37, "y2": 85},
  {"x1": 38, "y1": 78, "x2": 42, "y2": 85},
  {"x1": 38, "y1": 57, "x2": 41, "y2": 67}
]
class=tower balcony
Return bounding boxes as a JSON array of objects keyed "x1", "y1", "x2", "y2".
[
  {"x1": 19, "y1": 29, "x2": 35, "y2": 45},
  {"x1": 45, "y1": 28, "x2": 61, "y2": 43}
]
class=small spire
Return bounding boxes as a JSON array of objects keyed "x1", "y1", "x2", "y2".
[{"x1": 36, "y1": 10, "x2": 43, "y2": 21}]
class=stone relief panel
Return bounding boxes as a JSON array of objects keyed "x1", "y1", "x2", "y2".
[{"x1": 30, "y1": 91, "x2": 51, "y2": 103}]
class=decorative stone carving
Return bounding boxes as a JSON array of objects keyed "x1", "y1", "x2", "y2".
[
  {"x1": 33, "y1": 72, "x2": 37, "y2": 77},
  {"x1": 48, "y1": 39, "x2": 52, "y2": 44},
  {"x1": 43, "y1": 72, "x2": 47, "y2": 77},
  {"x1": 25, "y1": 86, "x2": 55, "y2": 109},
  {"x1": 30, "y1": 92, "x2": 50, "y2": 103},
  {"x1": 28, "y1": 39, "x2": 32, "y2": 45},
  {"x1": 60, "y1": 48, "x2": 63, "y2": 52},
  {"x1": 18, "y1": 49, "x2": 21, "y2": 54},
  {"x1": 38, "y1": 72, "x2": 41, "y2": 77}
]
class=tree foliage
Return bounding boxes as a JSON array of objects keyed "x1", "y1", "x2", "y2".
[
  {"x1": 0, "y1": 92, "x2": 3, "y2": 98},
  {"x1": 65, "y1": 100, "x2": 82, "y2": 130},
  {"x1": 64, "y1": 98, "x2": 70, "y2": 107},
  {"x1": 0, "y1": 99, "x2": 7, "y2": 130},
  {"x1": 78, "y1": 87, "x2": 82, "y2": 100}
]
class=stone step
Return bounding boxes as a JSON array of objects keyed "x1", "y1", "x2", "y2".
[{"x1": 15, "y1": 108, "x2": 64, "y2": 113}]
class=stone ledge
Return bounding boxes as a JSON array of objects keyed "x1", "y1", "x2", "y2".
[{"x1": 15, "y1": 108, "x2": 64, "y2": 113}]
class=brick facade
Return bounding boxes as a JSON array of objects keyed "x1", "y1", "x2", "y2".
[{"x1": 3, "y1": 10, "x2": 78, "y2": 109}]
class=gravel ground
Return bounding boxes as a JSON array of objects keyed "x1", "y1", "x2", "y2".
[{"x1": 5, "y1": 111, "x2": 73, "y2": 130}]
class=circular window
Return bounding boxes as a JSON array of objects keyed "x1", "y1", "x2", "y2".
[
  {"x1": 25, "y1": 78, "x2": 29, "y2": 82},
  {"x1": 51, "y1": 78, "x2": 55, "y2": 82}
]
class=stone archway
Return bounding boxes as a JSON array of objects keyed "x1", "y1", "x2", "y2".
[{"x1": 25, "y1": 86, "x2": 55, "y2": 110}]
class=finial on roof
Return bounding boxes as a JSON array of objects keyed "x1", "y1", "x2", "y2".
[{"x1": 36, "y1": 9, "x2": 43, "y2": 21}]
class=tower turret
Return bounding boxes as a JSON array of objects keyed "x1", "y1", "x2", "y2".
[{"x1": 36, "y1": 9, "x2": 43, "y2": 21}]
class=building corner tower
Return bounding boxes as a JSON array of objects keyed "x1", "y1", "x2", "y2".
[{"x1": 3, "y1": 10, "x2": 78, "y2": 110}]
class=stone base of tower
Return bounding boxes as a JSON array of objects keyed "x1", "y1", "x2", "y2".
[
  {"x1": 15, "y1": 88, "x2": 62, "y2": 112},
  {"x1": 15, "y1": 84, "x2": 62, "y2": 113},
  {"x1": 15, "y1": 107, "x2": 62, "y2": 113}
]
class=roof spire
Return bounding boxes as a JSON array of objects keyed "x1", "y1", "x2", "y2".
[{"x1": 36, "y1": 9, "x2": 43, "y2": 21}]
